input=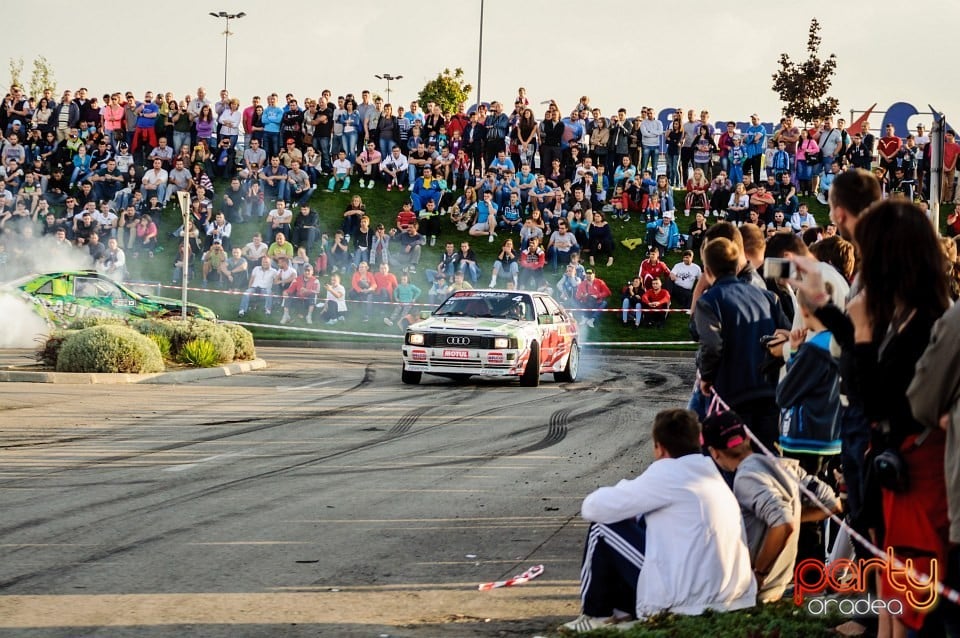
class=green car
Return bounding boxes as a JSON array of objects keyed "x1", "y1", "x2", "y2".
[{"x1": 3, "y1": 271, "x2": 217, "y2": 326}]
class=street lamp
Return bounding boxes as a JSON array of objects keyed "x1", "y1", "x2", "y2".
[
  {"x1": 208, "y1": 11, "x2": 246, "y2": 92},
  {"x1": 374, "y1": 73, "x2": 403, "y2": 104},
  {"x1": 476, "y1": 0, "x2": 484, "y2": 111}
]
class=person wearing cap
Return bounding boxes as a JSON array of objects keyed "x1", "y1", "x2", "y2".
[
  {"x1": 702, "y1": 411, "x2": 838, "y2": 603},
  {"x1": 645, "y1": 210, "x2": 680, "y2": 254},
  {"x1": 562, "y1": 408, "x2": 756, "y2": 632},
  {"x1": 278, "y1": 137, "x2": 303, "y2": 170}
]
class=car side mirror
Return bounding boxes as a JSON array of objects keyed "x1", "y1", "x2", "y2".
[
  {"x1": 537, "y1": 314, "x2": 554, "y2": 325},
  {"x1": 419, "y1": 310, "x2": 432, "y2": 320}
]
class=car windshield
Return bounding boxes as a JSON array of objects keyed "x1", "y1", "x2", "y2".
[{"x1": 434, "y1": 291, "x2": 534, "y2": 321}]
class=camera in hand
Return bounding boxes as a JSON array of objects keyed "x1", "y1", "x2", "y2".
[{"x1": 762, "y1": 257, "x2": 795, "y2": 280}]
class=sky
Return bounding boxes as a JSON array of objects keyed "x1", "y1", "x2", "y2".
[{"x1": 5, "y1": 0, "x2": 958, "y2": 127}]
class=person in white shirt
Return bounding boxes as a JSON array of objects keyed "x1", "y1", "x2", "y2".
[
  {"x1": 239, "y1": 256, "x2": 278, "y2": 316},
  {"x1": 140, "y1": 158, "x2": 168, "y2": 203},
  {"x1": 98, "y1": 237, "x2": 126, "y2": 282},
  {"x1": 380, "y1": 146, "x2": 409, "y2": 191},
  {"x1": 563, "y1": 408, "x2": 757, "y2": 633},
  {"x1": 91, "y1": 202, "x2": 119, "y2": 240},
  {"x1": 320, "y1": 273, "x2": 347, "y2": 323},
  {"x1": 668, "y1": 250, "x2": 702, "y2": 309}
]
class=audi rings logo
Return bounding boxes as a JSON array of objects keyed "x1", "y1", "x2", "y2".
[{"x1": 446, "y1": 337, "x2": 470, "y2": 345}]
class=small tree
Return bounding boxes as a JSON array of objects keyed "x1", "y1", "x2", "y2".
[
  {"x1": 771, "y1": 18, "x2": 839, "y2": 123},
  {"x1": 8, "y1": 57, "x2": 24, "y2": 90},
  {"x1": 417, "y1": 67, "x2": 472, "y2": 115},
  {"x1": 29, "y1": 56, "x2": 56, "y2": 98}
]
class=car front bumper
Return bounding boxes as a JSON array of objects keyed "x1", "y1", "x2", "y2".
[{"x1": 401, "y1": 346, "x2": 523, "y2": 377}]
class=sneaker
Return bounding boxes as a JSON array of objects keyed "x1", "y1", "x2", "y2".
[
  {"x1": 397, "y1": 185, "x2": 404, "y2": 192},
  {"x1": 409, "y1": 266, "x2": 417, "y2": 274},
  {"x1": 337, "y1": 316, "x2": 345, "y2": 322},
  {"x1": 238, "y1": 310, "x2": 245, "y2": 317},
  {"x1": 387, "y1": 184, "x2": 393, "y2": 191},
  {"x1": 324, "y1": 189, "x2": 334, "y2": 193},
  {"x1": 684, "y1": 209, "x2": 691, "y2": 216},
  {"x1": 359, "y1": 179, "x2": 366, "y2": 188},
  {"x1": 488, "y1": 234, "x2": 495, "y2": 243},
  {"x1": 383, "y1": 317, "x2": 393, "y2": 326},
  {"x1": 560, "y1": 614, "x2": 615, "y2": 633},
  {"x1": 265, "y1": 309, "x2": 272, "y2": 316},
  {"x1": 712, "y1": 210, "x2": 719, "y2": 217},
  {"x1": 340, "y1": 187, "x2": 350, "y2": 193},
  {"x1": 586, "y1": 318, "x2": 595, "y2": 328},
  {"x1": 622, "y1": 214, "x2": 630, "y2": 222},
  {"x1": 489, "y1": 278, "x2": 497, "y2": 287},
  {"x1": 367, "y1": 180, "x2": 374, "y2": 189},
  {"x1": 306, "y1": 315, "x2": 313, "y2": 324},
  {"x1": 816, "y1": 193, "x2": 828, "y2": 205},
  {"x1": 280, "y1": 312, "x2": 291, "y2": 325},
  {"x1": 327, "y1": 318, "x2": 338, "y2": 325},
  {"x1": 430, "y1": 235, "x2": 436, "y2": 246}
]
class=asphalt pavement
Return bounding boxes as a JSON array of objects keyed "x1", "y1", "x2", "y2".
[{"x1": 0, "y1": 347, "x2": 695, "y2": 637}]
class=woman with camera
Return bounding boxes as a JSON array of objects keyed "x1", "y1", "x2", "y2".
[{"x1": 791, "y1": 199, "x2": 950, "y2": 636}]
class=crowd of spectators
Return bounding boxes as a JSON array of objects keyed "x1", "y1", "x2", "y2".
[
  {"x1": 0, "y1": 83, "x2": 956, "y2": 329},
  {"x1": 3, "y1": 82, "x2": 960, "y2": 634}
]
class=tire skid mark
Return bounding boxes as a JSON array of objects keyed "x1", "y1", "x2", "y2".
[{"x1": 388, "y1": 406, "x2": 431, "y2": 435}]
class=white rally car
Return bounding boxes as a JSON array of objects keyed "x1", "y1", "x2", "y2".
[{"x1": 401, "y1": 289, "x2": 580, "y2": 386}]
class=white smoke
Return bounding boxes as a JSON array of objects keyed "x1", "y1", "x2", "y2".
[
  {"x1": 0, "y1": 294, "x2": 51, "y2": 348},
  {"x1": 0, "y1": 226, "x2": 96, "y2": 280}
]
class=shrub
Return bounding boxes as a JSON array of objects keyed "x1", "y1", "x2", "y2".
[
  {"x1": 178, "y1": 339, "x2": 220, "y2": 367},
  {"x1": 221, "y1": 323, "x2": 256, "y2": 360},
  {"x1": 131, "y1": 318, "x2": 175, "y2": 341},
  {"x1": 56, "y1": 325, "x2": 164, "y2": 373},
  {"x1": 67, "y1": 316, "x2": 126, "y2": 330},
  {"x1": 166, "y1": 319, "x2": 235, "y2": 363},
  {"x1": 147, "y1": 332, "x2": 172, "y2": 359},
  {"x1": 35, "y1": 329, "x2": 77, "y2": 367}
]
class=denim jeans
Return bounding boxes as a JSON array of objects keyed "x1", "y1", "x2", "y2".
[
  {"x1": 666, "y1": 152, "x2": 681, "y2": 186},
  {"x1": 641, "y1": 146, "x2": 659, "y2": 176},
  {"x1": 341, "y1": 131, "x2": 358, "y2": 162},
  {"x1": 378, "y1": 138, "x2": 395, "y2": 161},
  {"x1": 263, "y1": 132, "x2": 280, "y2": 159},
  {"x1": 318, "y1": 137, "x2": 332, "y2": 172}
]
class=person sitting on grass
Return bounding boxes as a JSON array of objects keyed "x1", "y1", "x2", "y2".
[
  {"x1": 280, "y1": 264, "x2": 320, "y2": 325},
  {"x1": 640, "y1": 277, "x2": 671, "y2": 328},
  {"x1": 575, "y1": 268, "x2": 611, "y2": 329},
  {"x1": 326, "y1": 150, "x2": 352, "y2": 193},
  {"x1": 702, "y1": 411, "x2": 840, "y2": 603},
  {"x1": 645, "y1": 210, "x2": 680, "y2": 254},
  {"x1": 563, "y1": 408, "x2": 756, "y2": 633},
  {"x1": 319, "y1": 273, "x2": 347, "y2": 324}
]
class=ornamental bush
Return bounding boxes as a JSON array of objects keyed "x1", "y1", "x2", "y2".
[
  {"x1": 56, "y1": 325, "x2": 164, "y2": 373},
  {"x1": 36, "y1": 329, "x2": 77, "y2": 367},
  {"x1": 178, "y1": 339, "x2": 220, "y2": 367},
  {"x1": 166, "y1": 319, "x2": 235, "y2": 364},
  {"x1": 66, "y1": 316, "x2": 126, "y2": 330},
  {"x1": 221, "y1": 323, "x2": 256, "y2": 361}
]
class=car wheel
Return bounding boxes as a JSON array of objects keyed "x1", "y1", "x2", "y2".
[
  {"x1": 519, "y1": 342, "x2": 540, "y2": 387},
  {"x1": 401, "y1": 362, "x2": 422, "y2": 385},
  {"x1": 554, "y1": 342, "x2": 580, "y2": 383}
]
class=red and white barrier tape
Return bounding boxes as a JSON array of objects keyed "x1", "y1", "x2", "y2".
[
  {"x1": 708, "y1": 389, "x2": 960, "y2": 608},
  {"x1": 478, "y1": 564, "x2": 545, "y2": 591}
]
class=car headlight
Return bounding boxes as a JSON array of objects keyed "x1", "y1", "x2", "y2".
[
  {"x1": 493, "y1": 337, "x2": 510, "y2": 349},
  {"x1": 408, "y1": 333, "x2": 425, "y2": 345}
]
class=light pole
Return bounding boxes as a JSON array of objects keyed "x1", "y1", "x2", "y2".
[
  {"x1": 476, "y1": 0, "x2": 484, "y2": 111},
  {"x1": 374, "y1": 74, "x2": 403, "y2": 104},
  {"x1": 208, "y1": 11, "x2": 246, "y2": 92}
]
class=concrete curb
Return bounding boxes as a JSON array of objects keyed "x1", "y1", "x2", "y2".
[{"x1": 0, "y1": 358, "x2": 268, "y2": 384}]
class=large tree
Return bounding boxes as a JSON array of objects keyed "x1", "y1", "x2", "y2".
[
  {"x1": 771, "y1": 19, "x2": 839, "y2": 123},
  {"x1": 417, "y1": 67, "x2": 472, "y2": 115}
]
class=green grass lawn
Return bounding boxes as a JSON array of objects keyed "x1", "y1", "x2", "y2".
[
  {"x1": 127, "y1": 180, "x2": 947, "y2": 348},
  {"x1": 559, "y1": 600, "x2": 842, "y2": 637}
]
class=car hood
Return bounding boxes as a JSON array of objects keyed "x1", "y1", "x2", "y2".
[{"x1": 414, "y1": 316, "x2": 526, "y2": 333}]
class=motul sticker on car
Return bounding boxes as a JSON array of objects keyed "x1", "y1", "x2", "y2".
[{"x1": 442, "y1": 349, "x2": 470, "y2": 359}]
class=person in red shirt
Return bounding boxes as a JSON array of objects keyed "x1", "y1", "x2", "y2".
[
  {"x1": 638, "y1": 247, "x2": 671, "y2": 289},
  {"x1": 943, "y1": 130, "x2": 960, "y2": 203},
  {"x1": 373, "y1": 262, "x2": 399, "y2": 321},
  {"x1": 518, "y1": 236, "x2": 546, "y2": 290},
  {"x1": 280, "y1": 264, "x2": 321, "y2": 324},
  {"x1": 575, "y1": 269, "x2": 612, "y2": 328},
  {"x1": 640, "y1": 277, "x2": 671, "y2": 328},
  {"x1": 877, "y1": 123, "x2": 902, "y2": 179},
  {"x1": 394, "y1": 201, "x2": 417, "y2": 234}
]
